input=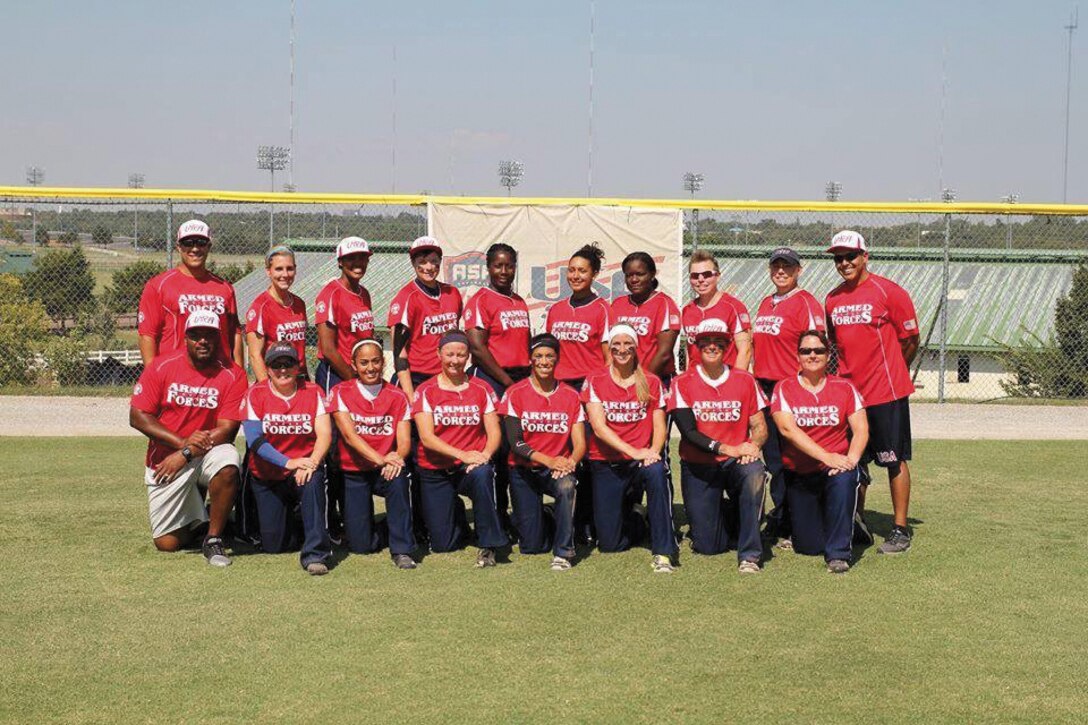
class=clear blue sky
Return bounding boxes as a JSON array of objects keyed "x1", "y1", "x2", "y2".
[{"x1": 3, "y1": 0, "x2": 1085, "y2": 202}]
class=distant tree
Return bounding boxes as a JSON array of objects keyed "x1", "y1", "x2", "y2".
[
  {"x1": 0, "y1": 220, "x2": 20, "y2": 242},
  {"x1": 22, "y1": 246, "x2": 96, "y2": 331},
  {"x1": 34, "y1": 225, "x2": 49, "y2": 246},
  {"x1": 91, "y1": 225, "x2": 113, "y2": 246},
  {"x1": 0, "y1": 274, "x2": 51, "y2": 385},
  {"x1": 58, "y1": 230, "x2": 80, "y2": 245},
  {"x1": 1001, "y1": 263, "x2": 1088, "y2": 398},
  {"x1": 104, "y1": 259, "x2": 165, "y2": 315},
  {"x1": 208, "y1": 260, "x2": 255, "y2": 284}
]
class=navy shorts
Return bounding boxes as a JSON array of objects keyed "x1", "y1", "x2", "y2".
[{"x1": 865, "y1": 396, "x2": 912, "y2": 467}]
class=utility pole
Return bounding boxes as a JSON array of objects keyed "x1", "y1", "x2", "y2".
[
  {"x1": 938, "y1": 187, "x2": 956, "y2": 403},
  {"x1": 1063, "y1": 9, "x2": 1078, "y2": 203},
  {"x1": 683, "y1": 172, "x2": 704, "y2": 250},
  {"x1": 26, "y1": 166, "x2": 43, "y2": 246},
  {"x1": 1001, "y1": 193, "x2": 1018, "y2": 249},
  {"x1": 257, "y1": 145, "x2": 289, "y2": 247},
  {"x1": 129, "y1": 173, "x2": 144, "y2": 250}
]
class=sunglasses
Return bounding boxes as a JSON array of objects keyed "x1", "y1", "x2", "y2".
[
  {"x1": 833, "y1": 251, "x2": 861, "y2": 264},
  {"x1": 178, "y1": 238, "x2": 210, "y2": 249},
  {"x1": 799, "y1": 347, "x2": 828, "y2": 356},
  {"x1": 185, "y1": 329, "x2": 216, "y2": 341},
  {"x1": 689, "y1": 270, "x2": 718, "y2": 281}
]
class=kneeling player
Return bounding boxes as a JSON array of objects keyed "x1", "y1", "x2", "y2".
[
  {"x1": 500, "y1": 334, "x2": 586, "y2": 571},
  {"x1": 771, "y1": 331, "x2": 868, "y2": 574},
  {"x1": 669, "y1": 320, "x2": 768, "y2": 575},
  {"x1": 331, "y1": 339, "x2": 418, "y2": 570},
  {"x1": 241, "y1": 343, "x2": 333, "y2": 575},
  {"x1": 129, "y1": 310, "x2": 248, "y2": 567},
  {"x1": 412, "y1": 331, "x2": 508, "y2": 568}
]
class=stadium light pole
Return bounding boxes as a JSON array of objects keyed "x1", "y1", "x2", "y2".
[
  {"x1": 938, "y1": 187, "x2": 956, "y2": 403},
  {"x1": 26, "y1": 166, "x2": 43, "y2": 247},
  {"x1": 825, "y1": 181, "x2": 842, "y2": 239},
  {"x1": 683, "y1": 172, "x2": 704, "y2": 250},
  {"x1": 258, "y1": 145, "x2": 290, "y2": 246},
  {"x1": 129, "y1": 173, "x2": 145, "y2": 250},
  {"x1": 1001, "y1": 193, "x2": 1018, "y2": 249},
  {"x1": 1063, "y1": 9, "x2": 1078, "y2": 203},
  {"x1": 498, "y1": 160, "x2": 524, "y2": 197}
]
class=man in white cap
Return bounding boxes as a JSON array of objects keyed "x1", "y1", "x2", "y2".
[
  {"x1": 130, "y1": 309, "x2": 249, "y2": 567},
  {"x1": 824, "y1": 230, "x2": 920, "y2": 554},
  {"x1": 138, "y1": 219, "x2": 243, "y2": 366}
]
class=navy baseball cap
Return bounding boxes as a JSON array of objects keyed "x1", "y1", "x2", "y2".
[
  {"x1": 769, "y1": 247, "x2": 801, "y2": 266},
  {"x1": 264, "y1": 342, "x2": 299, "y2": 366}
]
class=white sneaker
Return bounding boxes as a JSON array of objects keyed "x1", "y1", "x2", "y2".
[
  {"x1": 651, "y1": 555, "x2": 676, "y2": 574},
  {"x1": 550, "y1": 556, "x2": 572, "y2": 571},
  {"x1": 738, "y1": 560, "x2": 761, "y2": 575}
]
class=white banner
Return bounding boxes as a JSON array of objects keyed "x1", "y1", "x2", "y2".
[{"x1": 429, "y1": 204, "x2": 683, "y2": 330}]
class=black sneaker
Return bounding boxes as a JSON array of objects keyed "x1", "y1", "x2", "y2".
[
  {"x1": 202, "y1": 536, "x2": 232, "y2": 568},
  {"x1": 392, "y1": 554, "x2": 418, "y2": 570},
  {"x1": 853, "y1": 511, "x2": 875, "y2": 546},
  {"x1": 475, "y1": 548, "x2": 496, "y2": 568},
  {"x1": 878, "y1": 526, "x2": 912, "y2": 555}
]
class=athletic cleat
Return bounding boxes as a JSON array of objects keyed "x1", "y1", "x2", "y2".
[
  {"x1": 651, "y1": 555, "x2": 676, "y2": 574},
  {"x1": 827, "y1": 559, "x2": 850, "y2": 574},
  {"x1": 392, "y1": 554, "x2": 418, "y2": 570},
  {"x1": 475, "y1": 548, "x2": 496, "y2": 568},
  {"x1": 738, "y1": 559, "x2": 761, "y2": 575},
  {"x1": 306, "y1": 562, "x2": 329, "y2": 576},
  {"x1": 775, "y1": 537, "x2": 793, "y2": 551},
  {"x1": 549, "y1": 556, "x2": 572, "y2": 572},
  {"x1": 878, "y1": 526, "x2": 912, "y2": 555},
  {"x1": 853, "y1": 511, "x2": 874, "y2": 546},
  {"x1": 202, "y1": 536, "x2": 232, "y2": 568}
]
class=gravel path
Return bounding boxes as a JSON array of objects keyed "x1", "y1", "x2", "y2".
[{"x1": 0, "y1": 397, "x2": 1084, "y2": 439}]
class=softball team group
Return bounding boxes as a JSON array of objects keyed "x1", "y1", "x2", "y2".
[{"x1": 130, "y1": 220, "x2": 921, "y2": 576}]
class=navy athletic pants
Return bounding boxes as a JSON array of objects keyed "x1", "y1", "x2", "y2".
[
  {"x1": 590, "y1": 460, "x2": 677, "y2": 557},
  {"x1": 680, "y1": 459, "x2": 766, "y2": 563},
  {"x1": 343, "y1": 470, "x2": 417, "y2": 556},
  {"x1": 786, "y1": 468, "x2": 861, "y2": 563},
  {"x1": 509, "y1": 466, "x2": 577, "y2": 559},
  {"x1": 315, "y1": 360, "x2": 347, "y2": 533},
  {"x1": 758, "y1": 378, "x2": 789, "y2": 538},
  {"x1": 417, "y1": 464, "x2": 508, "y2": 552},
  {"x1": 251, "y1": 469, "x2": 332, "y2": 569}
]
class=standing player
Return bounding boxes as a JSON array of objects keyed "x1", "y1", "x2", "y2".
[
  {"x1": 331, "y1": 339, "x2": 418, "y2": 570},
  {"x1": 669, "y1": 320, "x2": 769, "y2": 574},
  {"x1": 246, "y1": 245, "x2": 309, "y2": 382},
  {"x1": 388, "y1": 236, "x2": 463, "y2": 400},
  {"x1": 825, "y1": 230, "x2": 920, "y2": 554},
  {"x1": 138, "y1": 219, "x2": 243, "y2": 366},
  {"x1": 129, "y1": 310, "x2": 248, "y2": 567},
  {"x1": 466, "y1": 243, "x2": 532, "y2": 398},
  {"x1": 750, "y1": 247, "x2": 826, "y2": 548},
  {"x1": 582, "y1": 325, "x2": 676, "y2": 573},
  {"x1": 771, "y1": 331, "x2": 868, "y2": 574},
  {"x1": 412, "y1": 331, "x2": 507, "y2": 567},
  {"x1": 500, "y1": 333, "x2": 586, "y2": 571},
  {"x1": 609, "y1": 252, "x2": 681, "y2": 383},
  {"x1": 680, "y1": 250, "x2": 752, "y2": 371},
  {"x1": 240, "y1": 343, "x2": 332, "y2": 575}
]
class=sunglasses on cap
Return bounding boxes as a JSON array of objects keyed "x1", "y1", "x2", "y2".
[
  {"x1": 833, "y1": 251, "x2": 861, "y2": 264},
  {"x1": 178, "y1": 237, "x2": 210, "y2": 248},
  {"x1": 799, "y1": 347, "x2": 828, "y2": 356},
  {"x1": 689, "y1": 270, "x2": 718, "y2": 281}
]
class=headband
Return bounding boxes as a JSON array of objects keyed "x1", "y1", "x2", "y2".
[
  {"x1": 438, "y1": 330, "x2": 470, "y2": 349},
  {"x1": 607, "y1": 324, "x2": 639, "y2": 343},
  {"x1": 351, "y1": 339, "x2": 384, "y2": 358}
]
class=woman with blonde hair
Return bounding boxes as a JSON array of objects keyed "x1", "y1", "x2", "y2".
[{"x1": 581, "y1": 325, "x2": 677, "y2": 573}]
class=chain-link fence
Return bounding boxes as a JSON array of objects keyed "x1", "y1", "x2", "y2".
[{"x1": 0, "y1": 191, "x2": 1085, "y2": 403}]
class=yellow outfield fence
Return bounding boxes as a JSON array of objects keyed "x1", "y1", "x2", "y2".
[{"x1": 0, "y1": 185, "x2": 1085, "y2": 402}]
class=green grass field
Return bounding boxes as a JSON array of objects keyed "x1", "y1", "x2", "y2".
[{"x1": 2, "y1": 438, "x2": 1086, "y2": 723}]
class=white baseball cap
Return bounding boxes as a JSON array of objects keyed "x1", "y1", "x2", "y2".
[
  {"x1": 826, "y1": 230, "x2": 868, "y2": 254},
  {"x1": 185, "y1": 309, "x2": 220, "y2": 331},
  {"x1": 409, "y1": 236, "x2": 442, "y2": 258},
  {"x1": 177, "y1": 219, "x2": 211, "y2": 243},
  {"x1": 693, "y1": 319, "x2": 732, "y2": 343},
  {"x1": 336, "y1": 236, "x2": 372, "y2": 259}
]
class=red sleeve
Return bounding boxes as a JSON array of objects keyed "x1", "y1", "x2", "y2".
[
  {"x1": 130, "y1": 363, "x2": 163, "y2": 414},
  {"x1": 137, "y1": 274, "x2": 163, "y2": 338},
  {"x1": 666, "y1": 377, "x2": 685, "y2": 412},
  {"x1": 386, "y1": 287, "x2": 410, "y2": 328},
  {"x1": 218, "y1": 371, "x2": 249, "y2": 422},
  {"x1": 245, "y1": 299, "x2": 262, "y2": 336},
  {"x1": 806, "y1": 294, "x2": 827, "y2": 332},
  {"x1": 225, "y1": 285, "x2": 239, "y2": 330},
  {"x1": 483, "y1": 385, "x2": 497, "y2": 413},
  {"x1": 843, "y1": 380, "x2": 865, "y2": 415},
  {"x1": 663, "y1": 296, "x2": 681, "y2": 332},
  {"x1": 315, "y1": 284, "x2": 335, "y2": 326},
  {"x1": 650, "y1": 376, "x2": 666, "y2": 409},
  {"x1": 392, "y1": 390, "x2": 411, "y2": 422},
  {"x1": 497, "y1": 388, "x2": 511, "y2": 416},
  {"x1": 410, "y1": 387, "x2": 427, "y2": 416},
  {"x1": 747, "y1": 375, "x2": 768, "y2": 414},
  {"x1": 886, "y1": 282, "x2": 920, "y2": 340},
  {"x1": 768, "y1": 381, "x2": 787, "y2": 415},
  {"x1": 453, "y1": 287, "x2": 464, "y2": 318},
  {"x1": 465, "y1": 291, "x2": 486, "y2": 330}
]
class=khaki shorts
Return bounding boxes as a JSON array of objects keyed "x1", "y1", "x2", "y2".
[{"x1": 144, "y1": 444, "x2": 240, "y2": 538}]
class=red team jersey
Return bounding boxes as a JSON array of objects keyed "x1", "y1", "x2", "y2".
[
  {"x1": 411, "y1": 377, "x2": 497, "y2": 469},
  {"x1": 498, "y1": 379, "x2": 585, "y2": 466},
  {"x1": 245, "y1": 290, "x2": 309, "y2": 374},
  {"x1": 581, "y1": 370, "x2": 666, "y2": 462},
  {"x1": 387, "y1": 281, "x2": 463, "y2": 377},
  {"x1": 545, "y1": 296, "x2": 611, "y2": 383},
  {"x1": 331, "y1": 380, "x2": 411, "y2": 472},
  {"x1": 751, "y1": 288, "x2": 826, "y2": 382},
  {"x1": 138, "y1": 268, "x2": 239, "y2": 362},
  {"x1": 242, "y1": 381, "x2": 327, "y2": 480},
  {"x1": 680, "y1": 293, "x2": 751, "y2": 369},
  {"x1": 667, "y1": 366, "x2": 768, "y2": 465},
  {"x1": 314, "y1": 279, "x2": 374, "y2": 363},
  {"x1": 770, "y1": 374, "x2": 864, "y2": 474},
  {"x1": 610, "y1": 292, "x2": 682, "y2": 376},
  {"x1": 130, "y1": 349, "x2": 248, "y2": 467},
  {"x1": 464, "y1": 287, "x2": 531, "y2": 368},
  {"x1": 825, "y1": 274, "x2": 919, "y2": 406}
]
